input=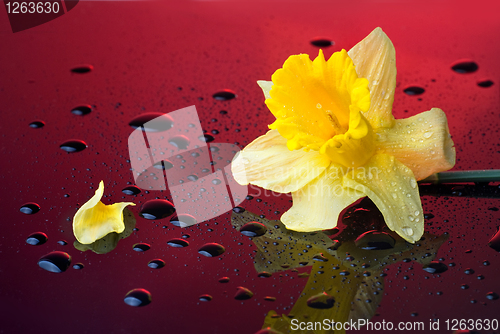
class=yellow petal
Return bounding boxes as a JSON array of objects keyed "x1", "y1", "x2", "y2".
[
  {"x1": 375, "y1": 108, "x2": 456, "y2": 180},
  {"x1": 348, "y1": 27, "x2": 396, "y2": 129},
  {"x1": 231, "y1": 130, "x2": 331, "y2": 193},
  {"x1": 257, "y1": 80, "x2": 273, "y2": 99},
  {"x1": 266, "y1": 49, "x2": 370, "y2": 151},
  {"x1": 343, "y1": 154, "x2": 424, "y2": 243},
  {"x1": 73, "y1": 181, "x2": 135, "y2": 244},
  {"x1": 280, "y1": 164, "x2": 364, "y2": 231}
]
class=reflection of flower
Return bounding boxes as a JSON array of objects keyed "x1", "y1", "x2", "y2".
[
  {"x1": 231, "y1": 207, "x2": 449, "y2": 334},
  {"x1": 73, "y1": 181, "x2": 135, "y2": 244},
  {"x1": 232, "y1": 27, "x2": 455, "y2": 243}
]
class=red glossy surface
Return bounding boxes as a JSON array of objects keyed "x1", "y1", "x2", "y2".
[{"x1": 1, "y1": 1, "x2": 499, "y2": 333}]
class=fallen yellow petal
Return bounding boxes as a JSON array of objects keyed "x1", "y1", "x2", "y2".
[{"x1": 73, "y1": 181, "x2": 135, "y2": 244}]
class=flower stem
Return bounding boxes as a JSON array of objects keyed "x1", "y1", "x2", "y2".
[{"x1": 419, "y1": 170, "x2": 500, "y2": 184}]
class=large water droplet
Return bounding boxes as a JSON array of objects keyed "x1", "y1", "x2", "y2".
[
  {"x1": 355, "y1": 231, "x2": 396, "y2": 250},
  {"x1": 451, "y1": 59, "x2": 478, "y2": 73},
  {"x1": 401, "y1": 226, "x2": 414, "y2": 236},
  {"x1": 20, "y1": 202, "x2": 40, "y2": 214},
  {"x1": 148, "y1": 259, "x2": 165, "y2": 269},
  {"x1": 122, "y1": 185, "x2": 141, "y2": 195},
  {"x1": 124, "y1": 289, "x2": 151, "y2": 307},
  {"x1": 38, "y1": 251, "x2": 71, "y2": 273},
  {"x1": 168, "y1": 135, "x2": 190, "y2": 149},
  {"x1": 487, "y1": 226, "x2": 500, "y2": 252},
  {"x1": 477, "y1": 79, "x2": 494, "y2": 88},
  {"x1": 71, "y1": 105, "x2": 92, "y2": 116},
  {"x1": 423, "y1": 261, "x2": 448, "y2": 274},
  {"x1": 29, "y1": 120, "x2": 45, "y2": 128},
  {"x1": 307, "y1": 292, "x2": 335, "y2": 309},
  {"x1": 167, "y1": 238, "x2": 189, "y2": 248},
  {"x1": 71, "y1": 64, "x2": 93, "y2": 73},
  {"x1": 199, "y1": 294, "x2": 213, "y2": 302},
  {"x1": 212, "y1": 89, "x2": 236, "y2": 101},
  {"x1": 423, "y1": 131, "x2": 433, "y2": 139},
  {"x1": 198, "y1": 243, "x2": 225, "y2": 257},
  {"x1": 26, "y1": 232, "x2": 48, "y2": 245},
  {"x1": 140, "y1": 199, "x2": 175, "y2": 219},
  {"x1": 133, "y1": 243, "x2": 151, "y2": 252},
  {"x1": 410, "y1": 178, "x2": 417, "y2": 189},
  {"x1": 486, "y1": 292, "x2": 499, "y2": 300},
  {"x1": 234, "y1": 287, "x2": 253, "y2": 300},
  {"x1": 60, "y1": 139, "x2": 87, "y2": 153},
  {"x1": 170, "y1": 214, "x2": 197, "y2": 227},
  {"x1": 129, "y1": 113, "x2": 174, "y2": 132},
  {"x1": 403, "y1": 86, "x2": 425, "y2": 95},
  {"x1": 198, "y1": 134, "x2": 214, "y2": 143},
  {"x1": 310, "y1": 37, "x2": 334, "y2": 47},
  {"x1": 239, "y1": 222, "x2": 267, "y2": 237}
]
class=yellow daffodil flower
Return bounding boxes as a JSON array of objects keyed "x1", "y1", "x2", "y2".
[
  {"x1": 73, "y1": 181, "x2": 135, "y2": 244},
  {"x1": 232, "y1": 27, "x2": 455, "y2": 243}
]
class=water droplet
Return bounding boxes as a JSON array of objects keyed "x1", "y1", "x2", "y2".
[
  {"x1": 477, "y1": 79, "x2": 494, "y2": 88},
  {"x1": 148, "y1": 259, "x2": 165, "y2": 269},
  {"x1": 124, "y1": 289, "x2": 151, "y2": 307},
  {"x1": 38, "y1": 251, "x2": 71, "y2": 273},
  {"x1": 486, "y1": 292, "x2": 499, "y2": 300},
  {"x1": 306, "y1": 292, "x2": 335, "y2": 309},
  {"x1": 451, "y1": 59, "x2": 478, "y2": 73},
  {"x1": 170, "y1": 214, "x2": 197, "y2": 227},
  {"x1": 257, "y1": 271, "x2": 272, "y2": 278},
  {"x1": 57, "y1": 240, "x2": 67, "y2": 246},
  {"x1": 313, "y1": 253, "x2": 328, "y2": 262},
  {"x1": 234, "y1": 287, "x2": 253, "y2": 300},
  {"x1": 239, "y1": 222, "x2": 267, "y2": 237},
  {"x1": 212, "y1": 89, "x2": 236, "y2": 101},
  {"x1": 122, "y1": 185, "x2": 141, "y2": 195},
  {"x1": 60, "y1": 139, "x2": 87, "y2": 153},
  {"x1": 20, "y1": 202, "x2": 40, "y2": 214},
  {"x1": 401, "y1": 226, "x2": 414, "y2": 236},
  {"x1": 153, "y1": 160, "x2": 174, "y2": 170},
  {"x1": 316, "y1": 103, "x2": 322, "y2": 109},
  {"x1": 73, "y1": 263, "x2": 84, "y2": 270},
  {"x1": 29, "y1": 120, "x2": 45, "y2": 128},
  {"x1": 310, "y1": 37, "x2": 334, "y2": 47},
  {"x1": 410, "y1": 178, "x2": 417, "y2": 189},
  {"x1": 199, "y1": 294, "x2": 212, "y2": 302},
  {"x1": 198, "y1": 243, "x2": 225, "y2": 257},
  {"x1": 129, "y1": 113, "x2": 174, "y2": 132},
  {"x1": 218, "y1": 277, "x2": 230, "y2": 283},
  {"x1": 423, "y1": 261, "x2": 448, "y2": 274},
  {"x1": 464, "y1": 268, "x2": 475, "y2": 275},
  {"x1": 140, "y1": 199, "x2": 175, "y2": 219},
  {"x1": 168, "y1": 135, "x2": 190, "y2": 149},
  {"x1": 133, "y1": 243, "x2": 151, "y2": 252},
  {"x1": 355, "y1": 231, "x2": 396, "y2": 250},
  {"x1": 71, "y1": 105, "x2": 92, "y2": 116},
  {"x1": 26, "y1": 232, "x2": 48, "y2": 245},
  {"x1": 232, "y1": 207, "x2": 245, "y2": 213},
  {"x1": 212, "y1": 179, "x2": 222, "y2": 185},
  {"x1": 403, "y1": 86, "x2": 425, "y2": 95},
  {"x1": 423, "y1": 131, "x2": 433, "y2": 139},
  {"x1": 71, "y1": 64, "x2": 93, "y2": 73},
  {"x1": 391, "y1": 193, "x2": 398, "y2": 199},
  {"x1": 167, "y1": 238, "x2": 189, "y2": 248},
  {"x1": 199, "y1": 134, "x2": 214, "y2": 143},
  {"x1": 187, "y1": 175, "x2": 198, "y2": 181}
]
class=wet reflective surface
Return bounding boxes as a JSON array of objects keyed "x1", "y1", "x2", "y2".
[{"x1": 1, "y1": 1, "x2": 499, "y2": 333}]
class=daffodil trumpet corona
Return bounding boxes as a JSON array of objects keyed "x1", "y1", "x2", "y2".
[
  {"x1": 73, "y1": 181, "x2": 135, "y2": 244},
  {"x1": 231, "y1": 27, "x2": 456, "y2": 243}
]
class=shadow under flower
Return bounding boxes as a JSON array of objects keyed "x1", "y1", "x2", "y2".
[
  {"x1": 231, "y1": 199, "x2": 448, "y2": 334},
  {"x1": 73, "y1": 207, "x2": 136, "y2": 254}
]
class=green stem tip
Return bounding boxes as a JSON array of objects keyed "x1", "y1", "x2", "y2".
[{"x1": 419, "y1": 170, "x2": 500, "y2": 184}]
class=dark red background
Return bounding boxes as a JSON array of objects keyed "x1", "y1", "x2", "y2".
[{"x1": 1, "y1": 1, "x2": 499, "y2": 333}]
